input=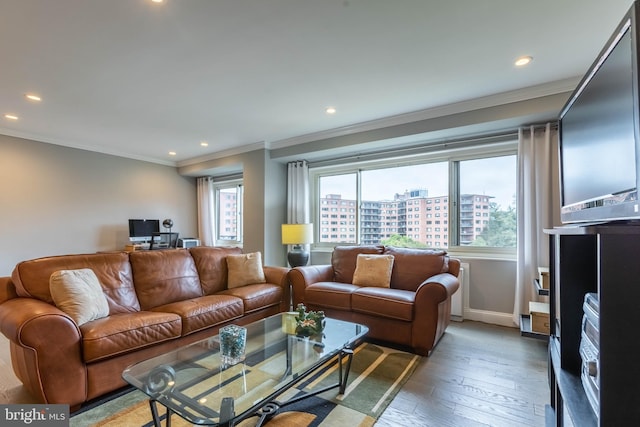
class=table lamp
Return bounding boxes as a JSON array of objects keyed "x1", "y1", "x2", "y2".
[
  {"x1": 163, "y1": 219, "x2": 173, "y2": 234},
  {"x1": 282, "y1": 223, "x2": 314, "y2": 267}
]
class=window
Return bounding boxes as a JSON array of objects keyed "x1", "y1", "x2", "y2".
[
  {"x1": 214, "y1": 179, "x2": 243, "y2": 246},
  {"x1": 311, "y1": 140, "x2": 517, "y2": 252},
  {"x1": 317, "y1": 173, "x2": 358, "y2": 243},
  {"x1": 457, "y1": 155, "x2": 516, "y2": 248}
]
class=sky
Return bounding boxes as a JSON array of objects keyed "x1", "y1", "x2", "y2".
[{"x1": 319, "y1": 156, "x2": 516, "y2": 209}]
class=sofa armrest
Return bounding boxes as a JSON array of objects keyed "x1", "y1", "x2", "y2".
[
  {"x1": 416, "y1": 272, "x2": 460, "y2": 301},
  {"x1": 0, "y1": 276, "x2": 18, "y2": 304},
  {"x1": 289, "y1": 265, "x2": 334, "y2": 307},
  {"x1": 263, "y1": 266, "x2": 291, "y2": 311},
  {"x1": 263, "y1": 266, "x2": 290, "y2": 287},
  {"x1": 0, "y1": 298, "x2": 87, "y2": 405},
  {"x1": 412, "y1": 273, "x2": 460, "y2": 355}
]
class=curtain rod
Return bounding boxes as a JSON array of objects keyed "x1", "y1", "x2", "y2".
[
  {"x1": 521, "y1": 121, "x2": 559, "y2": 130},
  {"x1": 308, "y1": 129, "x2": 520, "y2": 168}
]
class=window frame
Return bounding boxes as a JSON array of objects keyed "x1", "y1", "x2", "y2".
[
  {"x1": 213, "y1": 178, "x2": 243, "y2": 246},
  {"x1": 309, "y1": 141, "x2": 517, "y2": 256}
]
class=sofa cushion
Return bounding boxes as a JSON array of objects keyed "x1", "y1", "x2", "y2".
[
  {"x1": 352, "y1": 254, "x2": 394, "y2": 288},
  {"x1": 351, "y1": 287, "x2": 415, "y2": 321},
  {"x1": 332, "y1": 245, "x2": 384, "y2": 284},
  {"x1": 305, "y1": 282, "x2": 360, "y2": 310},
  {"x1": 50, "y1": 269, "x2": 110, "y2": 326},
  {"x1": 130, "y1": 249, "x2": 203, "y2": 310},
  {"x1": 189, "y1": 246, "x2": 243, "y2": 294},
  {"x1": 80, "y1": 311, "x2": 182, "y2": 363},
  {"x1": 219, "y1": 283, "x2": 283, "y2": 314},
  {"x1": 226, "y1": 252, "x2": 266, "y2": 288},
  {"x1": 383, "y1": 246, "x2": 449, "y2": 291},
  {"x1": 11, "y1": 252, "x2": 140, "y2": 312},
  {"x1": 151, "y1": 295, "x2": 244, "y2": 336}
]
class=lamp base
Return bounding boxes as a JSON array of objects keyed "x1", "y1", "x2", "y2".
[{"x1": 287, "y1": 246, "x2": 309, "y2": 268}]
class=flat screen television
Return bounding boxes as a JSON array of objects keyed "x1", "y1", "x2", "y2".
[
  {"x1": 559, "y1": 1, "x2": 640, "y2": 224},
  {"x1": 128, "y1": 219, "x2": 160, "y2": 242}
]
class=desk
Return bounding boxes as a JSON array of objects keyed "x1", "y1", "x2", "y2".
[{"x1": 124, "y1": 244, "x2": 149, "y2": 252}]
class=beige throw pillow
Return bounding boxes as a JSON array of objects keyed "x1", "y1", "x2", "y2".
[
  {"x1": 352, "y1": 254, "x2": 395, "y2": 287},
  {"x1": 50, "y1": 269, "x2": 110, "y2": 326},
  {"x1": 227, "y1": 252, "x2": 267, "y2": 288}
]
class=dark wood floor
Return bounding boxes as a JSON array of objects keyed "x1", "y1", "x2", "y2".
[
  {"x1": 0, "y1": 320, "x2": 548, "y2": 426},
  {"x1": 376, "y1": 320, "x2": 548, "y2": 427}
]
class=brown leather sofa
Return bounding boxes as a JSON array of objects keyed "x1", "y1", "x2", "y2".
[
  {"x1": 0, "y1": 247, "x2": 289, "y2": 410},
  {"x1": 289, "y1": 245, "x2": 460, "y2": 356}
]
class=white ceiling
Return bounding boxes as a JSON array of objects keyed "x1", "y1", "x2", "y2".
[{"x1": 0, "y1": 0, "x2": 635, "y2": 166}]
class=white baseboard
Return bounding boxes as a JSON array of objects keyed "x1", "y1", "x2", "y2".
[
  {"x1": 463, "y1": 308, "x2": 518, "y2": 328},
  {"x1": 453, "y1": 261, "x2": 517, "y2": 328}
]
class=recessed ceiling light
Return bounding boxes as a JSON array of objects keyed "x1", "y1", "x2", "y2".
[
  {"x1": 168, "y1": 151, "x2": 176, "y2": 156},
  {"x1": 151, "y1": 0, "x2": 163, "y2": 3},
  {"x1": 25, "y1": 94, "x2": 41, "y2": 102},
  {"x1": 515, "y1": 56, "x2": 533, "y2": 67},
  {"x1": 200, "y1": 141, "x2": 209, "y2": 147},
  {"x1": 4, "y1": 114, "x2": 18, "y2": 120},
  {"x1": 325, "y1": 107, "x2": 337, "y2": 115}
]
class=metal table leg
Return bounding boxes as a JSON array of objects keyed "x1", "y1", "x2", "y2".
[{"x1": 149, "y1": 399, "x2": 173, "y2": 427}]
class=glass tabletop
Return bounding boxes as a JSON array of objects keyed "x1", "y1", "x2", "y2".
[{"x1": 122, "y1": 313, "x2": 368, "y2": 426}]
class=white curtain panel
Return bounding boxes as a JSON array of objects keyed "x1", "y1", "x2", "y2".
[
  {"x1": 513, "y1": 123, "x2": 560, "y2": 325},
  {"x1": 286, "y1": 161, "x2": 311, "y2": 264},
  {"x1": 197, "y1": 176, "x2": 216, "y2": 246},
  {"x1": 286, "y1": 160, "x2": 310, "y2": 223}
]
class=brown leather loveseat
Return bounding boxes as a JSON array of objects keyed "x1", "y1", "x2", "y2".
[
  {"x1": 289, "y1": 245, "x2": 460, "y2": 356},
  {"x1": 0, "y1": 247, "x2": 289, "y2": 410}
]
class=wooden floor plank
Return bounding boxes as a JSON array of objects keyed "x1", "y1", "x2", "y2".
[{"x1": 377, "y1": 320, "x2": 547, "y2": 427}]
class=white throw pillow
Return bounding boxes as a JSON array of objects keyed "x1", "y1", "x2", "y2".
[
  {"x1": 352, "y1": 254, "x2": 395, "y2": 288},
  {"x1": 50, "y1": 269, "x2": 110, "y2": 325},
  {"x1": 226, "y1": 252, "x2": 267, "y2": 288}
]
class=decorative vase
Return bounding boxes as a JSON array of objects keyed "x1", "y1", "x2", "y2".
[{"x1": 219, "y1": 324, "x2": 247, "y2": 366}]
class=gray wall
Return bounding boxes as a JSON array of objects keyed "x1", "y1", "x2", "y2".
[
  {"x1": 179, "y1": 149, "x2": 288, "y2": 267},
  {"x1": 462, "y1": 258, "x2": 517, "y2": 314},
  {"x1": 0, "y1": 134, "x2": 197, "y2": 276}
]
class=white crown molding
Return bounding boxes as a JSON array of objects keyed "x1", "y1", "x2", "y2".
[
  {"x1": 268, "y1": 77, "x2": 580, "y2": 150},
  {"x1": 0, "y1": 128, "x2": 177, "y2": 167},
  {"x1": 177, "y1": 141, "x2": 267, "y2": 167}
]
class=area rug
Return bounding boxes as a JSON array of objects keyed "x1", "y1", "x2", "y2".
[{"x1": 70, "y1": 343, "x2": 420, "y2": 427}]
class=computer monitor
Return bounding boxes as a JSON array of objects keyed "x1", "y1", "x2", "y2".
[{"x1": 128, "y1": 219, "x2": 160, "y2": 243}]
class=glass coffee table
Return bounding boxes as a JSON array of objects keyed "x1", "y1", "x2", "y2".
[{"x1": 122, "y1": 313, "x2": 368, "y2": 427}]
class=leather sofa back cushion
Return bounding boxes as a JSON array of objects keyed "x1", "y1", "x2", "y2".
[
  {"x1": 384, "y1": 246, "x2": 449, "y2": 291},
  {"x1": 332, "y1": 245, "x2": 384, "y2": 283},
  {"x1": 189, "y1": 246, "x2": 243, "y2": 294},
  {"x1": 11, "y1": 252, "x2": 141, "y2": 313},
  {"x1": 130, "y1": 249, "x2": 203, "y2": 310}
]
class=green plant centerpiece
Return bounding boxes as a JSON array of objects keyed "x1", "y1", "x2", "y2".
[{"x1": 294, "y1": 303, "x2": 325, "y2": 338}]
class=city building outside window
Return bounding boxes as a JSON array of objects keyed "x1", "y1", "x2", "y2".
[{"x1": 311, "y1": 145, "x2": 517, "y2": 252}]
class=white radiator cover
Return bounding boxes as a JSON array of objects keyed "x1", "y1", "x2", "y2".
[{"x1": 451, "y1": 262, "x2": 468, "y2": 321}]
